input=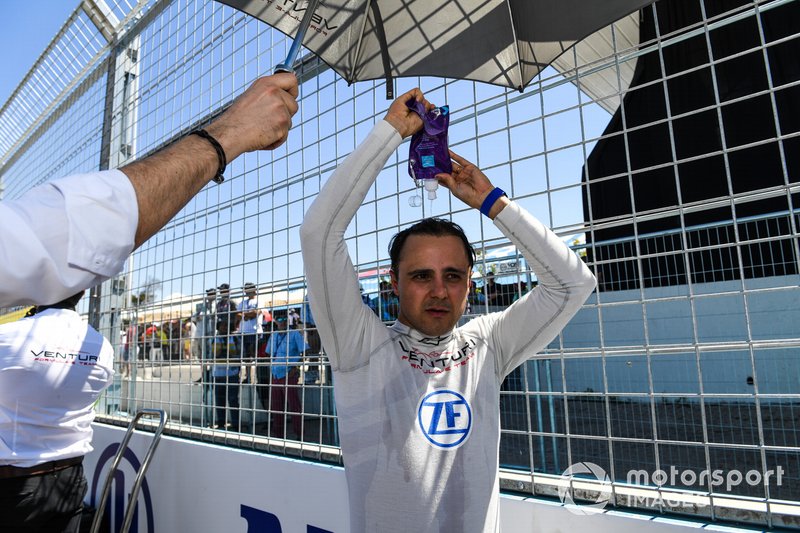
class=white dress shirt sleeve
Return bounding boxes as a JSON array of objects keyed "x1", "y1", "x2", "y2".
[{"x1": 0, "y1": 169, "x2": 138, "y2": 306}]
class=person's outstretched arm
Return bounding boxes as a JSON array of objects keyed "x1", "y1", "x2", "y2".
[
  {"x1": 0, "y1": 74, "x2": 298, "y2": 307},
  {"x1": 123, "y1": 73, "x2": 298, "y2": 248}
]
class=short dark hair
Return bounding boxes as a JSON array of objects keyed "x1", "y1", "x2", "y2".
[
  {"x1": 28, "y1": 290, "x2": 86, "y2": 316},
  {"x1": 388, "y1": 218, "x2": 475, "y2": 273}
]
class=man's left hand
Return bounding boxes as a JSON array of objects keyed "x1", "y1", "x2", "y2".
[{"x1": 436, "y1": 151, "x2": 509, "y2": 218}]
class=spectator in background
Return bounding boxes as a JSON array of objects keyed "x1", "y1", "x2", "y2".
[
  {"x1": 255, "y1": 308, "x2": 273, "y2": 394},
  {"x1": 184, "y1": 319, "x2": 196, "y2": 360},
  {"x1": 216, "y1": 284, "x2": 238, "y2": 334},
  {"x1": 211, "y1": 319, "x2": 240, "y2": 430},
  {"x1": 371, "y1": 280, "x2": 399, "y2": 322},
  {"x1": 359, "y1": 285, "x2": 371, "y2": 307},
  {"x1": 467, "y1": 279, "x2": 486, "y2": 314},
  {"x1": 168, "y1": 319, "x2": 182, "y2": 360},
  {"x1": 238, "y1": 282, "x2": 260, "y2": 361},
  {"x1": 263, "y1": 313, "x2": 307, "y2": 439},
  {"x1": 190, "y1": 318, "x2": 202, "y2": 360},
  {"x1": 122, "y1": 320, "x2": 138, "y2": 376},
  {"x1": 483, "y1": 272, "x2": 500, "y2": 308},
  {"x1": 303, "y1": 299, "x2": 322, "y2": 384},
  {"x1": 261, "y1": 308, "x2": 273, "y2": 330},
  {"x1": 194, "y1": 288, "x2": 216, "y2": 358},
  {"x1": 141, "y1": 323, "x2": 162, "y2": 361},
  {"x1": 158, "y1": 323, "x2": 170, "y2": 360},
  {"x1": 194, "y1": 288, "x2": 216, "y2": 426},
  {"x1": 484, "y1": 272, "x2": 518, "y2": 308},
  {"x1": 287, "y1": 307, "x2": 300, "y2": 329}
]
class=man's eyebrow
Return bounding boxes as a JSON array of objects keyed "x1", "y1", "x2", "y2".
[{"x1": 406, "y1": 267, "x2": 469, "y2": 276}]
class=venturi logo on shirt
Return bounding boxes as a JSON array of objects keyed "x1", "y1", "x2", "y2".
[
  {"x1": 399, "y1": 338, "x2": 476, "y2": 374},
  {"x1": 31, "y1": 349, "x2": 99, "y2": 365},
  {"x1": 417, "y1": 389, "x2": 472, "y2": 449}
]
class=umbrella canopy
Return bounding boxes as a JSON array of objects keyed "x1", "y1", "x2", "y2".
[{"x1": 219, "y1": 0, "x2": 652, "y2": 92}]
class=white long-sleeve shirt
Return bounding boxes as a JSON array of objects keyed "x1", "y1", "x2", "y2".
[
  {"x1": 0, "y1": 308, "x2": 115, "y2": 467},
  {"x1": 0, "y1": 169, "x2": 138, "y2": 307},
  {"x1": 300, "y1": 120, "x2": 596, "y2": 533}
]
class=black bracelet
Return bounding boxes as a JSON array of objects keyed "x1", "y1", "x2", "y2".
[{"x1": 190, "y1": 129, "x2": 226, "y2": 184}]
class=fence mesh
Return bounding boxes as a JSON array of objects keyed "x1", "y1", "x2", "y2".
[{"x1": 1, "y1": 0, "x2": 798, "y2": 528}]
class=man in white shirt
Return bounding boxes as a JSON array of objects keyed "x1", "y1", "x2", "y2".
[
  {"x1": 0, "y1": 73, "x2": 298, "y2": 308},
  {"x1": 300, "y1": 89, "x2": 596, "y2": 532},
  {"x1": 238, "y1": 282, "x2": 261, "y2": 361},
  {"x1": 0, "y1": 291, "x2": 114, "y2": 531},
  {"x1": 185, "y1": 318, "x2": 198, "y2": 360},
  {"x1": 287, "y1": 308, "x2": 300, "y2": 329},
  {"x1": 0, "y1": 72, "x2": 298, "y2": 532}
]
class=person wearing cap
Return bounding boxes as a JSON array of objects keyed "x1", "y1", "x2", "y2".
[
  {"x1": 238, "y1": 283, "x2": 261, "y2": 362},
  {"x1": 0, "y1": 291, "x2": 114, "y2": 531},
  {"x1": 215, "y1": 284, "x2": 238, "y2": 334},
  {"x1": 262, "y1": 312, "x2": 308, "y2": 439},
  {"x1": 0, "y1": 73, "x2": 298, "y2": 310}
]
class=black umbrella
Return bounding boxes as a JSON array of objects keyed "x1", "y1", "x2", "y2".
[{"x1": 219, "y1": 0, "x2": 652, "y2": 95}]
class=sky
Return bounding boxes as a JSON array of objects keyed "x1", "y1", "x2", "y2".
[{"x1": 0, "y1": 0, "x2": 78, "y2": 106}]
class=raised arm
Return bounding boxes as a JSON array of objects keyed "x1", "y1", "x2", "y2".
[
  {"x1": 0, "y1": 74, "x2": 298, "y2": 307},
  {"x1": 123, "y1": 73, "x2": 298, "y2": 248},
  {"x1": 435, "y1": 150, "x2": 511, "y2": 219},
  {"x1": 437, "y1": 151, "x2": 597, "y2": 378},
  {"x1": 300, "y1": 89, "x2": 430, "y2": 370}
]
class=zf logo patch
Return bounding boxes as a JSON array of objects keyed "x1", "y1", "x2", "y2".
[{"x1": 417, "y1": 389, "x2": 472, "y2": 449}]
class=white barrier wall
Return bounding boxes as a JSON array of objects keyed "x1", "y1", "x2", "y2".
[{"x1": 85, "y1": 423, "x2": 749, "y2": 533}]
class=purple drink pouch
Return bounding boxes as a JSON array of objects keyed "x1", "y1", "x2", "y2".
[{"x1": 406, "y1": 99, "x2": 452, "y2": 182}]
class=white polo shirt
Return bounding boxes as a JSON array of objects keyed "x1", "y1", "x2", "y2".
[
  {"x1": 0, "y1": 308, "x2": 115, "y2": 467},
  {"x1": 0, "y1": 169, "x2": 138, "y2": 307}
]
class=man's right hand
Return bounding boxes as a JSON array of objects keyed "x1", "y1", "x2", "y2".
[
  {"x1": 123, "y1": 73, "x2": 299, "y2": 249},
  {"x1": 206, "y1": 73, "x2": 299, "y2": 161}
]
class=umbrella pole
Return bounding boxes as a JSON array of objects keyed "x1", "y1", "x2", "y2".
[{"x1": 275, "y1": 0, "x2": 321, "y2": 74}]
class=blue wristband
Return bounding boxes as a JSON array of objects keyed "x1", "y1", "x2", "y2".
[{"x1": 480, "y1": 187, "x2": 507, "y2": 217}]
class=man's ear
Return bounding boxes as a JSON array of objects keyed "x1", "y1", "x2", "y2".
[{"x1": 390, "y1": 269, "x2": 399, "y2": 296}]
